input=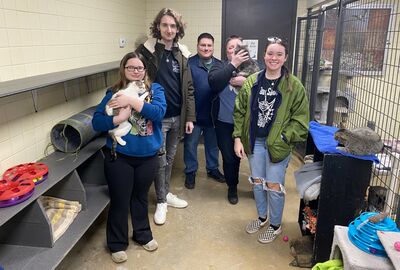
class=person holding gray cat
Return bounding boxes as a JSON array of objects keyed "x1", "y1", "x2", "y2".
[
  {"x1": 208, "y1": 35, "x2": 250, "y2": 204},
  {"x1": 92, "y1": 52, "x2": 166, "y2": 263},
  {"x1": 233, "y1": 37, "x2": 309, "y2": 243}
]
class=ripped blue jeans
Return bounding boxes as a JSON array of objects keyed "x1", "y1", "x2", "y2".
[{"x1": 248, "y1": 137, "x2": 291, "y2": 226}]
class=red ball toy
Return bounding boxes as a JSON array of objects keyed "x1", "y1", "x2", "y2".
[{"x1": 283, "y1": 235, "x2": 289, "y2": 242}]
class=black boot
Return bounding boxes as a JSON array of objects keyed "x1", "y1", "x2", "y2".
[
  {"x1": 228, "y1": 186, "x2": 238, "y2": 204},
  {"x1": 185, "y1": 172, "x2": 196, "y2": 189}
]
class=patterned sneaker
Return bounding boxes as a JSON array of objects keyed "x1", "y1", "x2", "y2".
[
  {"x1": 258, "y1": 225, "x2": 282, "y2": 244},
  {"x1": 246, "y1": 218, "x2": 268, "y2": 234}
]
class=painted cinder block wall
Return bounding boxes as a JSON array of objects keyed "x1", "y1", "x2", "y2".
[{"x1": 0, "y1": 0, "x2": 308, "y2": 175}]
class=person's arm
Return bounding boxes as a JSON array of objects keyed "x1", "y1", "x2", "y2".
[
  {"x1": 92, "y1": 90, "x2": 119, "y2": 132},
  {"x1": 282, "y1": 79, "x2": 310, "y2": 144},
  {"x1": 140, "y1": 83, "x2": 167, "y2": 122},
  {"x1": 107, "y1": 91, "x2": 143, "y2": 112},
  {"x1": 185, "y1": 59, "x2": 196, "y2": 134},
  {"x1": 233, "y1": 77, "x2": 252, "y2": 158},
  {"x1": 208, "y1": 51, "x2": 250, "y2": 93},
  {"x1": 208, "y1": 60, "x2": 236, "y2": 93},
  {"x1": 230, "y1": 75, "x2": 247, "y2": 88}
]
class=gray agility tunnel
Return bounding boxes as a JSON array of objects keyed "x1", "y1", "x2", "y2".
[{"x1": 51, "y1": 106, "x2": 100, "y2": 153}]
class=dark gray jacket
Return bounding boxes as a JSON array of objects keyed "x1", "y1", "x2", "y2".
[{"x1": 136, "y1": 38, "x2": 196, "y2": 137}]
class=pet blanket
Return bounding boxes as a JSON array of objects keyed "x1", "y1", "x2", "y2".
[
  {"x1": 39, "y1": 196, "x2": 82, "y2": 242},
  {"x1": 312, "y1": 259, "x2": 343, "y2": 270},
  {"x1": 294, "y1": 161, "x2": 323, "y2": 201},
  {"x1": 309, "y1": 121, "x2": 379, "y2": 163}
]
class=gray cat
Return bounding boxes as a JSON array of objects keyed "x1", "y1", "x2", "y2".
[
  {"x1": 334, "y1": 127, "x2": 384, "y2": 155},
  {"x1": 233, "y1": 44, "x2": 260, "y2": 78}
]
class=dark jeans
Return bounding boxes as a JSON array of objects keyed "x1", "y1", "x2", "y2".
[
  {"x1": 104, "y1": 150, "x2": 158, "y2": 252},
  {"x1": 215, "y1": 120, "x2": 240, "y2": 188}
]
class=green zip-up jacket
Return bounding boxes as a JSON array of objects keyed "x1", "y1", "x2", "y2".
[{"x1": 233, "y1": 70, "x2": 310, "y2": 162}]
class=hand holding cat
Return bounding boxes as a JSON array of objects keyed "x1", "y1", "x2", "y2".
[
  {"x1": 108, "y1": 92, "x2": 137, "y2": 108},
  {"x1": 230, "y1": 75, "x2": 246, "y2": 88},
  {"x1": 112, "y1": 106, "x2": 132, "y2": 125},
  {"x1": 231, "y1": 49, "x2": 249, "y2": 68}
]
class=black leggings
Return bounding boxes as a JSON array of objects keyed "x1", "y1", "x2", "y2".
[{"x1": 104, "y1": 150, "x2": 158, "y2": 252}]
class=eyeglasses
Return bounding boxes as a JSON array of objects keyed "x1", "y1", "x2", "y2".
[
  {"x1": 125, "y1": 66, "x2": 145, "y2": 72},
  {"x1": 267, "y1": 36, "x2": 282, "y2": 43}
]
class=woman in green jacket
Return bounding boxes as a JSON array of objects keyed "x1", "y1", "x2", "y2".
[{"x1": 233, "y1": 37, "x2": 309, "y2": 244}]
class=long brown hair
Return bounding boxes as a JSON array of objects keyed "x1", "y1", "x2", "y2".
[
  {"x1": 111, "y1": 52, "x2": 151, "y2": 93},
  {"x1": 149, "y1": 8, "x2": 186, "y2": 43},
  {"x1": 264, "y1": 37, "x2": 292, "y2": 90}
]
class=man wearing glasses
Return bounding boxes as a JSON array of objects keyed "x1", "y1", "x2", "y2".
[{"x1": 136, "y1": 8, "x2": 195, "y2": 225}]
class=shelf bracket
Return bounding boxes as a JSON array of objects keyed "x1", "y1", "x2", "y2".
[
  {"x1": 85, "y1": 76, "x2": 90, "y2": 94},
  {"x1": 63, "y1": 82, "x2": 68, "y2": 102},
  {"x1": 31, "y1": 89, "x2": 38, "y2": 112},
  {"x1": 103, "y1": 71, "x2": 108, "y2": 87}
]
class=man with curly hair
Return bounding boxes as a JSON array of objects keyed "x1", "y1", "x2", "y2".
[{"x1": 136, "y1": 8, "x2": 195, "y2": 225}]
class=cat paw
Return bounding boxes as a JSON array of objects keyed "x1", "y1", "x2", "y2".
[
  {"x1": 139, "y1": 92, "x2": 149, "y2": 101},
  {"x1": 115, "y1": 137, "x2": 127, "y2": 146},
  {"x1": 336, "y1": 146, "x2": 349, "y2": 153}
]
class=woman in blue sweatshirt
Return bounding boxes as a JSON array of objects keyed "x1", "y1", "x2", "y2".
[{"x1": 92, "y1": 52, "x2": 166, "y2": 263}]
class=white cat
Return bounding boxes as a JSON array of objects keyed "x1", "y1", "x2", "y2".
[{"x1": 105, "y1": 81, "x2": 148, "y2": 146}]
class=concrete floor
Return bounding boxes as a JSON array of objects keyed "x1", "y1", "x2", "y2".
[{"x1": 57, "y1": 142, "x2": 308, "y2": 270}]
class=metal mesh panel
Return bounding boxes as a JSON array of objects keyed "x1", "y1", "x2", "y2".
[
  {"x1": 338, "y1": 0, "x2": 400, "y2": 221},
  {"x1": 304, "y1": 18, "x2": 319, "y2": 101},
  {"x1": 296, "y1": 0, "x2": 400, "y2": 223},
  {"x1": 294, "y1": 18, "x2": 308, "y2": 78}
]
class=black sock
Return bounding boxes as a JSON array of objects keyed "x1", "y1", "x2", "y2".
[
  {"x1": 259, "y1": 217, "x2": 267, "y2": 222},
  {"x1": 270, "y1": 224, "x2": 280, "y2": 230}
]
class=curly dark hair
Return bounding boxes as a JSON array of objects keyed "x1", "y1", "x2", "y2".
[{"x1": 149, "y1": 8, "x2": 186, "y2": 43}]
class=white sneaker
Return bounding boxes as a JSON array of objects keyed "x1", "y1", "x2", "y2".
[
  {"x1": 111, "y1": 251, "x2": 127, "y2": 263},
  {"x1": 143, "y1": 239, "x2": 158, "y2": 251},
  {"x1": 166, "y1": 192, "x2": 188, "y2": 208},
  {"x1": 154, "y1": 203, "x2": 167, "y2": 225}
]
